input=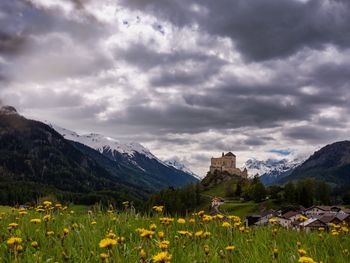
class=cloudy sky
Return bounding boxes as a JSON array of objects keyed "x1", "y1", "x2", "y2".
[{"x1": 1, "y1": 0, "x2": 350, "y2": 176}]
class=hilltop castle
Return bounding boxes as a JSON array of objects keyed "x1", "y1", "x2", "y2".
[{"x1": 209, "y1": 152, "x2": 248, "y2": 178}]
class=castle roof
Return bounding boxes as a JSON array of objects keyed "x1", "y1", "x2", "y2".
[{"x1": 225, "y1": 152, "x2": 235, "y2": 157}]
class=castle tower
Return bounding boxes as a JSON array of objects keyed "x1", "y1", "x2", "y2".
[{"x1": 209, "y1": 152, "x2": 247, "y2": 178}]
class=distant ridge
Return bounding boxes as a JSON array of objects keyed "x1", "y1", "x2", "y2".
[{"x1": 277, "y1": 141, "x2": 350, "y2": 191}]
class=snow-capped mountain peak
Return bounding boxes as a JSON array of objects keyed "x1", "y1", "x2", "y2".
[
  {"x1": 46, "y1": 122, "x2": 156, "y2": 159},
  {"x1": 244, "y1": 158, "x2": 301, "y2": 177},
  {"x1": 243, "y1": 158, "x2": 303, "y2": 185},
  {"x1": 164, "y1": 159, "x2": 201, "y2": 180}
]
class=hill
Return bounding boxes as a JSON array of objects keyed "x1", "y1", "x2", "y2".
[
  {"x1": 49, "y1": 124, "x2": 198, "y2": 191},
  {"x1": 0, "y1": 107, "x2": 172, "y2": 205},
  {"x1": 277, "y1": 141, "x2": 350, "y2": 192}
]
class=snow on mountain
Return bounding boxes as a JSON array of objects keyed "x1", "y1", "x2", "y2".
[
  {"x1": 244, "y1": 158, "x2": 301, "y2": 176},
  {"x1": 243, "y1": 158, "x2": 303, "y2": 185},
  {"x1": 46, "y1": 123, "x2": 156, "y2": 159},
  {"x1": 164, "y1": 159, "x2": 202, "y2": 180}
]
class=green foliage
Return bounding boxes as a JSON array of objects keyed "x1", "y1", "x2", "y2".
[
  {"x1": 281, "y1": 179, "x2": 331, "y2": 206},
  {"x1": 146, "y1": 184, "x2": 202, "y2": 215}
]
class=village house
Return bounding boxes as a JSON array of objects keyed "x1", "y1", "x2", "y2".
[
  {"x1": 319, "y1": 215, "x2": 343, "y2": 226},
  {"x1": 304, "y1": 206, "x2": 349, "y2": 217},
  {"x1": 255, "y1": 209, "x2": 279, "y2": 226},
  {"x1": 250, "y1": 205, "x2": 349, "y2": 231},
  {"x1": 282, "y1": 211, "x2": 304, "y2": 223},
  {"x1": 299, "y1": 218, "x2": 327, "y2": 232},
  {"x1": 209, "y1": 152, "x2": 248, "y2": 178}
]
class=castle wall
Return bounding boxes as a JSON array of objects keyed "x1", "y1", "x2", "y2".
[{"x1": 210, "y1": 153, "x2": 247, "y2": 178}]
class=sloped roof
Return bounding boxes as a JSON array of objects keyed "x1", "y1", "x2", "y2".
[
  {"x1": 282, "y1": 211, "x2": 300, "y2": 219},
  {"x1": 299, "y1": 218, "x2": 326, "y2": 227},
  {"x1": 225, "y1": 152, "x2": 236, "y2": 157},
  {"x1": 320, "y1": 215, "x2": 340, "y2": 224},
  {"x1": 337, "y1": 213, "x2": 350, "y2": 221}
]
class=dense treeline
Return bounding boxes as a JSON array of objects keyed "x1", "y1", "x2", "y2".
[
  {"x1": 147, "y1": 175, "x2": 349, "y2": 215},
  {"x1": 278, "y1": 179, "x2": 332, "y2": 207},
  {"x1": 146, "y1": 184, "x2": 202, "y2": 215},
  {"x1": 0, "y1": 181, "x2": 146, "y2": 208}
]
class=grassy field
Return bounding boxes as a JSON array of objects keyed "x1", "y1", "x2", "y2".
[
  {"x1": 0, "y1": 203, "x2": 349, "y2": 263},
  {"x1": 220, "y1": 202, "x2": 257, "y2": 218}
]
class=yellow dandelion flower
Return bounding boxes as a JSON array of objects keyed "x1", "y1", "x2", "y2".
[
  {"x1": 160, "y1": 217, "x2": 174, "y2": 225},
  {"x1": 43, "y1": 215, "x2": 51, "y2": 221},
  {"x1": 63, "y1": 228, "x2": 69, "y2": 235},
  {"x1": 7, "y1": 237, "x2": 22, "y2": 246},
  {"x1": 16, "y1": 245, "x2": 23, "y2": 252},
  {"x1": 106, "y1": 232, "x2": 117, "y2": 239},
  {"x1": 46, "y1": 231, "x2": 55, "y2": 236},
  {"x1": 99, "y1": 238, "x2": 117, "y2": 249},
  {"x1": 298, "y1": 249, "x2": 307, "y2": 256},
  {"x1": 158, "y1": 231, "x2": 165, "y2": 239},
  {"x1": 177, "y1": 218, "x2": 186, "y2": 224},
  {"x1": 152, "y1": 251, "x2": 171, "y2": 262},
  {"x1": 140, "y1": 248, "x2": 147, "y2": 259},
  {"x1": 225, "y1": 245, "x2": 236, "y2": 252},
  {"x1": 43, "y1": 201, "x2": 52, "y2": 207},
  {"x1": 31, "y1": 241, "x2": 39, "y2": 249},
  {"x1": 202, "y1": 215, "x2": 213, "y2": 222},
  {"x1": 222, "y1": 222, "x2": 231, "y2": 228},
  {"x1": 203, "y1": 244, "x2": 210, "y2": 255},
  {"x1": 8, "y1": 223, "x2": 19, "y2": 229},
  {"x1": 268, "y1": 218, "x2": 278, "y2": 225},
  {"x1": 159, "y1": 240, "x2": 170, "y2": 250},
  {"x1": 99, "y1": 253, "x2": 109, "y2": 260},
  {"x1": 298, "y1": 215, "x2": 308, "y2": 222},
  {"x1": 150, "y1": 223, "x2": 157, "y2": 230},
  {"x1": 136, "y1": 228, "x2": 155, "y2": 238},
  {"x1": 298, "y1": 256, "x2": 317, "y2": 263},
  {"x1": 153, "y1": 206, "x2": 164, "y2": 213},
  {"x1": 30, "y1": 218, "x2": 41, "y2": 224},
  {"x1": 177, "y1": 230, "x2": 192, "y2": 237}
]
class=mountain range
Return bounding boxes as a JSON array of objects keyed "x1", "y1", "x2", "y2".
[
  {"x1": 244, "y1": 158, "x2": 302, "y2": 185},
  {"x1": 277, "y1": 141, "x2": 350, "y2": 190},
  {"x1": 246, "y1": 141, "x2": 350, "y2": 192},
  {"x1": 47, "y1": 123, "x2": 199, "y2": 191},
  {"x1": 0, "y1": 106, "x2": 198, "y2": 205}
]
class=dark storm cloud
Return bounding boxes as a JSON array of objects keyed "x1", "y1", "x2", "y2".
[
  {"x1": 284, "y1": 125, "x2": 343, "y2": 142},
  {"x1": 109, "y1": 94, "x2": 301, "y2": 134},
  {"x1": 0, "y1": 0, "x2": 107, "y2": 53},
  {"x1": 115, "y1": 43, "x2": 226, "y2": 75},
  {"x1": 120, "y1": 0, "x2": 350, "y2": 61},
  {"x1": 309, "y1": 62, "x2": 350, "y2": 88},
  {"x1": 0, "y1": 32, "x2": 26, "y2": 55},
  {"x1": 244, "y1": 137, "x2": 270, "y2": 146}
]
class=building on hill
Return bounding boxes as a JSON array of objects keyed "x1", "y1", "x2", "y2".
[{"x1": 210, "y1": 152, "x2": 248, "y2": 178}]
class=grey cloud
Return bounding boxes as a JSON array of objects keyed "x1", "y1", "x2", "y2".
[
  {"x1": 244, "y1": 137, "x2": 270, "y2": 146},
  {"x1": 116, "y1": 43, "x2": 226, "y2": 73},
  {"x1": 283, "y1": 125, "x2": 343, "y2": 142},
  {"x1": 120, "y1": 0, "x2": 350, "y2": 61},
  {"x1": 0, "y1": 32, "x2": 26, "y2": 55}
]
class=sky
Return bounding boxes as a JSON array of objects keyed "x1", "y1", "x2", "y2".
[{"x1": 1, "y1": 0, "x2": 350, "y2": 177}]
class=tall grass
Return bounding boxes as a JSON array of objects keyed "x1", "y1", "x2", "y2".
[{"x1": 0, "y1": 203, "x2": 348, "y2": 262}]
